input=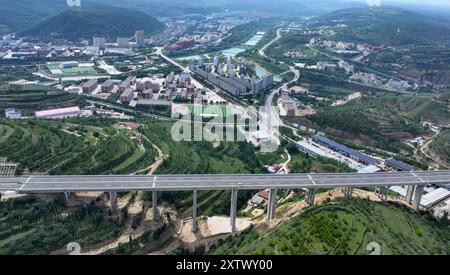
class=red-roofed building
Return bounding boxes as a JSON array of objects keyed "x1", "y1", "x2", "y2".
[
  {"x1": 257, "y1": 191, "x2": 269, "y2": 200},
  {"x1": 116, "y1": 122, "x2": 142, "y2": 130}
]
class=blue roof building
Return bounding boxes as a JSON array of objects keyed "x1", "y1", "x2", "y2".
[{"x1": 313, "y1": 135, "x2": 380, "y2": 166}]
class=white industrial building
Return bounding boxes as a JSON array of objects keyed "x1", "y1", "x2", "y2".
[
  {"x1": 4, "y1": 108, "x2": 21, "y2": 119},
  {"x1": 35, "y1": 107, "x2": 81, "y2": 119}
]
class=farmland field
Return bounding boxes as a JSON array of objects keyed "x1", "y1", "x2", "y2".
[
  {"x1": 0, "y1": 84, "x2": 83, "y2": 116},
  {"x1": 0, "y1": 119, "x2": 156, "y2": 175},
  {"x1": 206, "y1": 198, "x2": 450, "y2": 255}
]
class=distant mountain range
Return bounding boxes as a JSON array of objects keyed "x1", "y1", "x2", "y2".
[
  {"x1": 19, "y1": 5, "x2": 164, "y2": 41},
  {"x1": 309, "y1": 6, "x2": 450, "y2": 47},
  {"x1": 0, "y1": 0, "x2": 363, "y2": 35},
  {"x1": 87, "y1": 0, "x2": 363, "y2": 17}
]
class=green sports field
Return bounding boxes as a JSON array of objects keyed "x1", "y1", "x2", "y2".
[
  {"x1": 188, "y1": 106, "x2": 231, "y2": 117},
  {"x1": 46, "y1": 63, "x2": 98, "y2": 75}
]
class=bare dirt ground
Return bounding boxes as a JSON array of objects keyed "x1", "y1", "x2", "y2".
[
  {"x1": 81, "y1": 193, "x2": 168, "y2": 255},
  {"x1": 178, "y1": 216, "x2": 253, "y2": 243}
]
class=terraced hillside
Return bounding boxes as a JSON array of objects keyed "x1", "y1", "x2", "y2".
[
  {"x1": 0, "y1": 84, "x2": 83, "y2": 116},
  {"x1": 206, "y1": 198, "x2": 450, "y2": 255},
  {"x1": 307, "y1": 100, "x2": 426, "y2": 153},
  {"x1": 429, "y1": 130, "x2": 450, "y2": 166},
  {"x1": 0, "y1": 119, "x2": 156, "y2": 175},
  {"x1": 0, "y1": 196, "x2": 121, "y2": 255},
  {"x1": 140, "y1": 121, "x2": 265, "y2": 217},
  {"x1": 372, "y1": 94, "x2": 450, "y2": 126}
]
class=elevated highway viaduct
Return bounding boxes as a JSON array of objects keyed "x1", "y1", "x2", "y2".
[{"x1": 1, "y1": 170, "x2": 449, "y2": 233}]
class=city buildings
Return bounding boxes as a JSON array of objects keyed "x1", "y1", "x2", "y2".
[
  {"x1": 119, "y1": 88, "x2": 135, "y2": 103},
  {"x1": 338, "y1": 60, "x2": 354, "y2": 74},
  {"x1": 193, "y1": 67, "x2": 248, "y2": 96},
  {"x1": 251, "y1": 74, "x2": 274, "y2": 94},
  {"x1": 190, "y1": 57, "x2": 273, "y2": 96},
  {"x1": 317, "y1": 61, "x2": 337, "y2": 71},
  {"x1": 135, "y1": 31, "x2": 145, "y2": 48},
  {"x1": 82, "y1": 79, "x2": 98, "y2": 94},
  {"x1": 93, "y1": 37, "x2": 106, "y2": 49},
  {"x1": 385, "y1": 79, "x2": 412, "y2": 91},
  {"x1": 101, "y1": 80, "x2": 116, "y2": 93},
  {"x1": 117, "y1": 37, "x2": 130, "y2": 48},
  {"x1": 350, "y1": 72, "x2": 378, "y2": 85}
]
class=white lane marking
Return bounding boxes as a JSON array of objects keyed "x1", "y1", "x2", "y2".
[
  {"x1": 308, "y1": 174, "x2": 317, "y2": 185},
  {"x1": 25, "y1": 177, "x2": 31, "y2": 183},
  {"x1": 153, "y1": 176, "x2": 157, "y2": 188},
  {"x1": 410, "y1": 172, "x2": 426, "y2": 184}
]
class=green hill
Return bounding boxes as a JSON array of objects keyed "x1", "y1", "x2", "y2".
[
  {"x1": 206, "y1": 198, "x2": 450, "y2": 255},
  {"x1": 306, "y1": 99, "x2": 427, "y2": 153},
  {"x1": 20, "y1": 5, "x2": 164, "y2": 41},
  {"x1": 373, "y1": 94, "x2": 450, "y2": 127},
  {"x1": 0, "y1": 0, "x2": 67, "y2": 34},
  {"x1": 310, "y1": 7, "x2": 450, "y2": 47},
  {"x1": 429, "y1": 130, "x2": 450, "y2": 166}
]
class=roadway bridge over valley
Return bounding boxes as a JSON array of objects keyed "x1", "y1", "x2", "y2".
[{"x1": 1, "y1": 170, "x2": 449, "y2": 232}]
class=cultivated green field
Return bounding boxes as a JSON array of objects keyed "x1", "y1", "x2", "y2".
[
  {"x1": 140, "y1": 121, "x2": 265, "y2": 216},
  {"x1": 0, "y1": 196, "x2": 121, "y2": 255},
  {"x1": 306, "y1": 100, "x2": 427, "y2": 153},
  {"x1": 0, "y1": 119, "x2": 156, "y2": 175},
  {"x1": 429, "y1": 130, "x2": 450, "y2": 166},
  {"x1": 188, "y1": 106, "x2": 231, "y2": 117},
  {"x1": 0, "y1": 84, "x2": 83, "y2": 116},
  {"x1": 205, "y1": 198, "x2": 450, "y2": 255}
]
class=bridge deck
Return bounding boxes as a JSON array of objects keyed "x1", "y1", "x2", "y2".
[{"x1": 0, "y1": 171, "x2": 449, "y2": 193}]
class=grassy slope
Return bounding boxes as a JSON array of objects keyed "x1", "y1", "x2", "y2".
[
  {"x1": 0, "y1": 84, "x2": 84, "y2": 116},
  {"x1": 307, "y1": 99, "x2": 426, "y2": 150},
  {"x1": 208, "y1": 198, "x2": 450, "y2": 255},
  {"x1": 0, "y1": 119, "x2": 160, "y2": 254},
  {"x1": 0, "y1": 119, "x2": 156, "y2": 175},
  {"x1": 429, "y1": 130, "x2": 450, "y2": 166},
  {"x1": 140, "y1": 121, "x2": 265, "y2": 216},
  {"x1": 312, "y1": 7, "x2": 450, "y2": 47},
  {"x1": 0, "y1": 0, "x2": 67, "y2": 33},
  {"x1": 21, "y1": 5, "x2": 164, "y2": 41},
  {"x1": 0, "y1": 196, "x2": 121, "y2": 255}
]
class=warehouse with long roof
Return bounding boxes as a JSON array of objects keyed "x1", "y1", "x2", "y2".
[{"x1": 313, "y1": 135, "x2": 380, "y2": 166}]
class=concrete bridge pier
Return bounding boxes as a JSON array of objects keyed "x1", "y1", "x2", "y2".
[
  {"x1": 64, "y1": 192, "x2": 71, "y2": 201},
  {"x1": 379, "y1": 187, "x2": 388, "y2": 202},
  {"x1": 306, "y1": 189, "x2": 315, "y2": 206},
  {"x1": 405, "y1": 185, "x2": 415, "y2": 204},
  {"x1": 342, "y1": 187, "x2": 353, "y2": 198},
  {"x1": 267, "y1": 189, "x2": 278, "y2": 220},
  {"x1": 192, "y1": 189, "x2": 198, "y2": 232},
  {"x1": 108, "y1": 191, "x2": 117, "y2": 211},
  {"x1": 412, "y1": 185, "x2": 424, "y2": 211},
  {"x1": 152, "y1": 191, "x2": 159, "y2": 221},
  {"x1": 230, "y1": 188, "x2": 238, "y2": 233}
]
